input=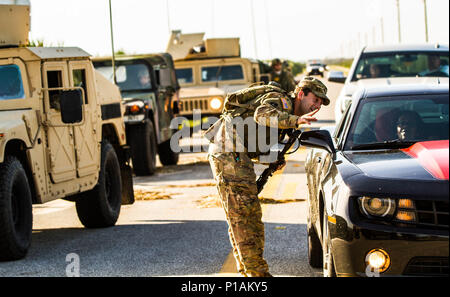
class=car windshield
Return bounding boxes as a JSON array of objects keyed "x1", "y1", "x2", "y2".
[
  {"x1": 96, "y1": 63, "x2": 153, "y2": 91},
  {"x1": 352, "y1": 52, "x2": 449, "y2": 81},
  {"x1": 176, "y1": 68, "x2": 193, "y2": 84},
  {"x1": 0, "y1": 65, "x2": 25, "y2": 100},
  {"x1": 201, "y1": 65, "x2": 244, "y2": 82},
  {"x1": 345, "y1": 94, "x2": 449, "y2": 150}
]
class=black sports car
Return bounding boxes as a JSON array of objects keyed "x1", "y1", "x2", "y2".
[{"x1": 300, "y1": 84, "x2": 449, "y2": 277}]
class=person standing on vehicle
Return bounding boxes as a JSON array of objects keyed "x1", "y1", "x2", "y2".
[
  {"x1": 270, "y1": 58, "x2": 296, "y2": 93},
  {"x1": 206, "y1": 76, "x2": 330, "y2": 277}
]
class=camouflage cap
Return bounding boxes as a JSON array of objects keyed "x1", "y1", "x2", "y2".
[{"x1": 295, "y1": 76, "x2": 330, "y2": 106}]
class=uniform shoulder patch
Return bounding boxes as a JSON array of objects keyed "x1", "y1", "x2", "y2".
[{"x1": 280, "y1": 97, "x2": 290, "y2": 110}]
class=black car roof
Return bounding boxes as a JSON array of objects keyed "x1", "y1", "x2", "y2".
[
  {"x1": 363, "y1": 43, "x2": 449, "y2": 53},
  {"x1": 359, "y1": 83, "x2": 449, "y2": 101}
]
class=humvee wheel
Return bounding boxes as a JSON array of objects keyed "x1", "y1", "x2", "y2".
[
  {"x1": 158, "y1": 139, "x2": 179, "y2": 166},
  {"x1": 0, "y1": 156, "x2": 33, "y2": 261},
  {"x1": 129, "y1": 119, "x2": 157, "y2": 176},
  {"x1": 75, "y1": 141, "x2": 122, "y2": 228}
]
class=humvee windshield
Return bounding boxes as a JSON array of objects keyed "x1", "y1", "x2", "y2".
[
  {"x1": 201, "y1": 65, "x2": 244, "y2": 82},
  {"x1": 176, "y1": 68, "x2": 193, "y2": 84},
  {"x1": 0, "y1": 65, "x2": 25, "y2": 100},
  {"x1": 96, "y1": 63, "x2": 153, "y2": 91}
]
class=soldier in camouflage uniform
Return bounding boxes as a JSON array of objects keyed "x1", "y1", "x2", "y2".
[
  {"x1": 270, "y1": 58, "x2": 296, "y2": 93},
  {"x1": 206, "y1": 76, "x2": 330, "y2": 277}
]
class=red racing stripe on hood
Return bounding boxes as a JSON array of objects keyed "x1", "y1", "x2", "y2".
[{"x1": 401, "y1": 140, "x2": 449, "y2": 180}]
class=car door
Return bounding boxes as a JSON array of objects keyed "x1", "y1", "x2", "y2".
[
  {"x1": 42, "y1": 61, "x2": 77, "y2": 183},
  {"x1": 69, "y1": 60, "x2": 100, "y2": 178}
]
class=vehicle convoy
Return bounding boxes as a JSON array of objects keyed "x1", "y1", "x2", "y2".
[
  {"x1": 300, "y1": 84, "x2": 449, "y2": 277},
  {"x1": 334, "y1": 44, "x2": 449, "y2": 123},
  {"x1": 93, "y1": 53, "x2": 180, "y2": 175},
  {"x1": 0, "y1": 4, "x2": 134, "y2": 261},
  {"x1": 166, "y1": 30, "x2": 271, "y2": 132}
]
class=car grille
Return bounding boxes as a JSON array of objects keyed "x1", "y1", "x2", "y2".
[
  {"x1": 414, "y1": 200, "x2": 449, "y2": 229},
  {"x1": 403, "y1": 257, "x2": 449, "y2": 276},
  {"x1": 180, "y1": 98, "x2": 210, "y2": 114}
]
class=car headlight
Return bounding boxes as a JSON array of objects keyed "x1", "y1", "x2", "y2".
[
  {"x1": 319, "y1": 67, "x2": 324, "y2": 72},
  {"x1": 210, "y1": 97, "x2": 222, "y2": 110},
  {"x1": 307, "y1": 66, "x2": 312, "y2": 72},
  {"x1": 358, "y1": 197, "x2": 396, "y2": 218},
  {"x1": 358, "y1": 197, "x2": 418, "y2": 223}
]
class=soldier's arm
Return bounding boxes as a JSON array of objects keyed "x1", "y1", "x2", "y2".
[{"x1": 254, "y1": 93, "x2": 300, "y2": 129}]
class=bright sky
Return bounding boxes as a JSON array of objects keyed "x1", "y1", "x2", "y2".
[{"x1": 22, "y1": 0, "x2": 450, "y2": 61}]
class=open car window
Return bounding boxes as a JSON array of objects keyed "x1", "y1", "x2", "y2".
[{"x1": 344, "y1": 94, "x2": 449, "y2": 150}]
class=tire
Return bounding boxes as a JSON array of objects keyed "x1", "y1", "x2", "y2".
[
  {"x1": 75, "y1": 141, "x2": 122, "y2": 228},
  {"x1": 128, "y1": 120, "x2": 157, "y2": 176},
  {"x1": 0, "y1": 156, "x2": 33, "y2": 261},
  {"x1": 322, "y1": 210, "x2": 337, "y2": 277},
  {"x1": 307, "y1": 224, "x2": 323, "y2": 268},
  {"x1": 158, "y1": 138, "x2": 179, "y2": 166}
]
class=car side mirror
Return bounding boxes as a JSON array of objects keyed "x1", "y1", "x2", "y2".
[
  {"x1": 300, "y1": 130, "x2": 336, "y2": 157},
  {"x1": 60, "y1": 89, "x2": 83, "y2": 124}
]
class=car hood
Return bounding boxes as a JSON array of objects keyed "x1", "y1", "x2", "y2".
[
  {"x1": 340, "y1": 140, "x2": 449, "y2": 199},
  {"x1": 344, "y1": 140, "x2": 449, "y2": 181},
  {"x1": 343, "y1": 77, "x2": 448, "y2": 96}
]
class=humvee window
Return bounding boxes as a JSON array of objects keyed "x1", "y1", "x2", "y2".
[
  {"x1": 73, "y1": 69, "x2": 88, "y2": 103},
  {"x1": 0, "y1": 65, "x2": 25, "y2": 100},
  {"x1": 47, "y1": 70, "x2": 63, "y2": 109},
  {"x1": 201, "y1": 65, "x2": 244, "y2": 82},
  {"x1": 97, "y1": 63, "x2": 152, "y2": 91},
  {"x1": 176, "y1": 68, "x2": 193, "y2": 84}
]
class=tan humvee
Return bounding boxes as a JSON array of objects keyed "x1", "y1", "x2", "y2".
[
  {"x1": 166, "y1": 31, "x2": 270, "y2": 131},
  {"x1": 0, "y1": 4, "x2": 134, "y2": 261}
]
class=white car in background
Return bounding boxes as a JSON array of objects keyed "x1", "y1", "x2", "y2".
[{"x1": 334, "y1": 44, "x2": 449, "y2": 123}]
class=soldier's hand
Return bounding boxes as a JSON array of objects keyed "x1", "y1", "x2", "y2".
[{"x1": 297, "y1": 109, "x2": 319, "y2": 126}]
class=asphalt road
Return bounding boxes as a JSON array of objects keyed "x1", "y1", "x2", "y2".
[{"x1": 0, "y1": 77, "x2": 343, "y2": 277}]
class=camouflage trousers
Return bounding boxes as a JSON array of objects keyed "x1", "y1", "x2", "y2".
[{"x1": 208, "y1": 147, "x2": 270, "y2": 277}]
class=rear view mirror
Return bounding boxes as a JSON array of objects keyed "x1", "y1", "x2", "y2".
[{"x1": 60, "y1": 89, "x2": 83, "y2": 124}]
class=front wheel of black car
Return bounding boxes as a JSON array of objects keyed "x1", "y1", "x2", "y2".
[
  {"x1": 0, "y1": 156, "x2": 33, "y2": 261},
  {"x1": 307, "y1": 225, "x2": 323, "y2": 268},
  {"x1": 322, "y1": 211, "x2": 336, "y2": 277}
]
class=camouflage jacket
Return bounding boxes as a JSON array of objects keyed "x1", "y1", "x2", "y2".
[
  {"x1": 270, "y1": 70, "x2": 296, "y2": 93},
  {"x1": 206, "y1": 90, "x2": 300, "y2": 162}
]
